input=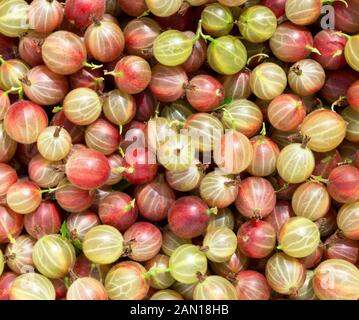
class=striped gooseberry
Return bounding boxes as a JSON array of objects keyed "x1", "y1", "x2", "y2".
[
  {"x1": 268, "y1": 94, "x2": 306, "y2": 132},
  {"x1": 69, "y1": 67, "x2": 105, "y2": 93},
  {"x1": 0, "y1": 272, "x2": 17, "y2": 300},
  {"x1": 99, "y1": 191, "x2": 138, "y2": 232},
  {"x1": 85, "y1": 118, "x2": 121, "y2": 155},
  {"x1": 218, "y1": 0, "x2": 247, "y2": 6},
  {"x1": 105, "y1": 261, "x2": 149, "y2": 300},
  {"x1": 299, "y1": 244, "x2": 324, "y2": 269},
  {"x1": 149, "y1": 65, "x2": 188, "y2": 102},
  {"x1": 250, "y1": 62, "x2": 287, "y2": 100},
  {"x1": 288, "y1": 59, "x2": 325, "y2": 97},
  {"x1": 123, "y1": 222, "x2": 162, "y2": 262},
  {"x1": 237, "y1": 5, "x2": 277, "y2": 43},
  {"x1": 315, "y1": 207, "x2": 338, "y2": 238},
  {"x1": 157, "y1": 134, "x2": 195, "y2": 172},
  {"x1": 265, "y1": 252, "x2": 306, "y2": 295},
  {"x1": 334, "y1": 0, "x2": 359, "y2": 33},
  {"x1": 342, "y1": 106, "x2": 359, "y2": 142},
  {"x1": 37, "y1": 126, "x2": 72, "y2": 162},
  {"x1": 168, "y1": 196, "x2": 216, "y2": 239},
  {"x1": 165, "y1": 159, "x2": 204, "y2": 192},
  {"x1": 247, "y1": 134, "x2": 280, "y2": 177},
  {"x1": 207, "y1": 35, "x2": 247, "y2": 75},
  {"x1": 6, "y1": 181, "x2": 42, "y2": 215},
  {"x1": 337, "y1": 201, "x2": 359, "y2": 240},
  {"x1": 185, "y1": 74, "x2": 224, "y2": 112},
  {"x1": 5, "y1": 235, "x2": 35, "y2": 274},
  {"x1": 327, "y1": 165, "x2": 359, "y2": 204},
  {"x1": 321, "y1": 68, "x2": 358, "y2": 105},
  {"x1": 313, "y1": 149, "x2": 342, "y2": 179},
  {"x1": 313, "y1": 259, "x2": 359, "y2": 300},
  {"x1": 344, "y1": 34, "x2": 359, "y2": 72},
  {"x1": 199, "y1": 171, "x2": 239, "y2": 209},
  {"x1": 269, "y1": 22, "x2": 316, "y2": 63},
  {"x1": 10, "y1": 273, "x2": 55, "y2": 300},
  {"x1": 169, "y1": 244, "x2": 207, "y2": 284},
  {"x1": 106, "y1": 155, "x2": 123, "y2": 186},
  {"x1": 0, "y1": 0, "x2": 29, "y2": 37},
  {"x1": 41, "y1": 31, "x2": 88, "y2": 75},
  {"x1": 21, "y1": 65, "x2": 69, "y2": 106},
  {"x1": 63, "y1": 88, "x2": 102, "y2": 126},
  {"x1": 145, "y1": 0, "x2": 183, "y2": 17},
  {"x1": 0, "y1": 163, "x2": 17, "y2": 197},
  {"x1": 24, "y1": 200, "x2": 62, "y2": 240},
  {"x1": 150, "y1": 290, "x2": 183, "y2": 300},
  {"x1": 194, "y1": 275, "x2": 237, "y2": 300},
  {"x1": 72, "y1": 254, "x2": 110, "y2": 283},
  {"x1": 184, "y1": 112, "x2": 224, "y2": 152},
  {"x1": 145, "y1": 254, "x2": 174, "y2": 289},
  {"x1": 28, "y1": 0, "x2": 63, "y2": 33},
  {"x1": 181, "y1": 31, "x2": 207, "y2": 73},
  {"x1": 214, "y1": 130, "x2": 253, "y2": 174},
  {"x1": 55, "y1": 181, "x2": 96, "y2": 212},
  {"x1": 0, "y1": 57, "x2": 29, "y2": 90},
  {"x1": 278, "y1": 217, "x2": 320, "y2": 258},
  {"x1": 32, "y1": 234, "x2": 76, "y2": 279},
  {"x1": 18, "y1": 31, "x2": 44, "y2": 67},
  {"x1": 123, "y1": 17, "x2": 161, "y2": 59},
  {"x1": 65, "y1": 148, "x2": 110, "y2": 190},
  {"x1": 118, "y1": 0, "x2": 147, "y2": 16},
  {"x1": 276, "y1": 142, "x2": 315, "y2": 184},
  {"x1": 161, "y1": 227, "x2": 191, "y2": 257},
  {"x1": 0, "y1": 206, "x2": 23, "y2": 244},
  {"x1": 235, "y1": 177, "x2": 276, "y2": 219},
  {"x1": 64, "y1": 0, "x2": 105, "y2": 29},
  {"x1": 135, "y1": 175, "x2": 175, "y2": 222},
  {"x1": 51, "y1": 110, "x2": 84, "y2": 144},
  {"x1": 210, "y1": 249, "x2": 249, "y2": 278},
  {"x1": 153, "y1": 30, "x2": 195, "y2": 67},
  {"x1": 261, "y1": 0, "x2": 286, "y2": 18},
  {"x1": 221, "y1": 99, "x2": 263, "y2": 137},
  {"x1": 117, "y1": 148, "x2": 158, "y2": 184},
  {"x1": 84, "y1": 20, "x2": 124, "y2": 63},
  {"x1": 147, "y1": 116, "x2": 177, "y2": 151},
  {"x1": 201, "y1": 3, "x2": 234, "y2": 37},
  {"x1": 134, "y1": 90, "x2": 156, "y2": 122},
  {"x1": 324, "y1": 234, "x2": 359, "y2": 264},
  {"x1": 300, "y1": 109, "x2": 347, "y2": 152},
  {"x1": 202, "y1": 226, "x2": 237, "y2": 263},
  {"x1": 105, "y1": 55, "x2": 151, "y2": 94},
  {"x1": 66, "y1": 211, "x2": 100, "y2": 242},
  {"x1": 103, "y1": 89, "x2": 136, "y2": 127},
  {"x1": 292, "y1": 182, "x2": 331, "y2": 221},
  {"x1": 265, "y1": 200, "x2": 295, "y2": 237},
  {"x1": 221, "y1": 69, "x2": 251, "y2": 100},
  {"x1": 67, "y1": 277, "x2": 108, "y2": 300},
  {"x1": 207, "y1": 207, "x2": 235, "y2": 231},
  {"x1": 237, "y1": 220, "x2": 276, "y2": 259},
  {"x1": 83, "y1": 225, "x2": 124, "y2": 265},
  {"x1": 4, "y1": 101, "x2": 48, "y2": 144},
  {"x1": 285, "y1": 0, "x2": 321, "y2": 26},
  {"x1": 312, "y1": 30, "x2": 347, "y2": 70},
  {"x1": 0, "y1": 89, "x2": 12, "y2": 121},
  {"x1": 234, "y1": 270, "x2": 271, "y2": 300},
  {"x1": 347, "y1": 80, "x2": 359, "y2": 112},
  {"x1": 289, "y1": 270, "x2": 317, "y2": 300}
]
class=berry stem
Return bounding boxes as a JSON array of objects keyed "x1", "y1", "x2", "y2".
[{"x1": 83, "y1": 61, "x2": 103, "y2": 70}]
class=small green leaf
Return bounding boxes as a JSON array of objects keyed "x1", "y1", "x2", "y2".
[
  {"x1": 60, "y1": 221, "x2": 68, "y2": 239},
  {"x1": 72, "y1": 239, "x2": 83, "y2": 251}
]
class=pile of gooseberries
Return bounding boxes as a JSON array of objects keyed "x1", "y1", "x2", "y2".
[{"x1": 0, "y1": 0, "x2": 359, "y2": 301}]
